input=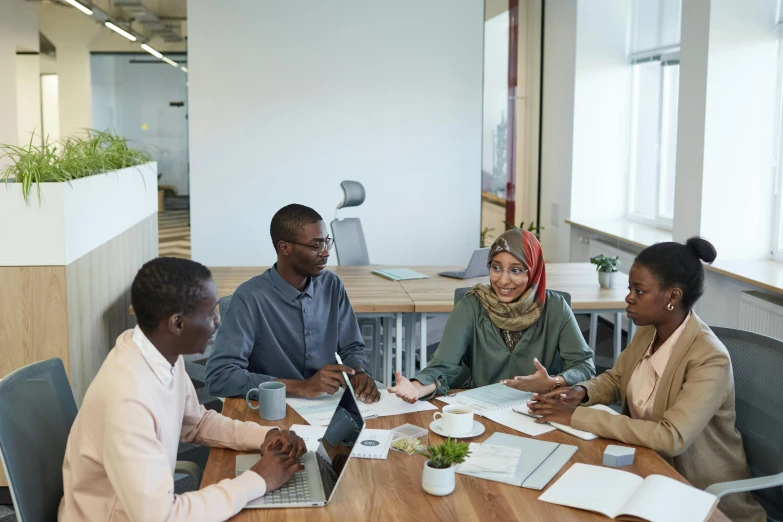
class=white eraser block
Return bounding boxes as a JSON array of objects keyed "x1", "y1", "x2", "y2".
[{"x1": 603, "y1": 445, "x2": 635, "y2": 467}]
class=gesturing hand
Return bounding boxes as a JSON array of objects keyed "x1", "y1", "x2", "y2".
[
  {"x1": 262, "y1": 429, "x2": 307, "y2": 460},
  {"x1": 500, "y1": 358, "x2": 555, "y2": 394},
  {"x1": 349, "y1": 371, "x2": 381, "y2": 404},
  {"x1": 299, "y1": 364, "x2": 355, "y2": 398},
  {"x1": 387, "y1": 371, "x2": 419, "y2": 404}
]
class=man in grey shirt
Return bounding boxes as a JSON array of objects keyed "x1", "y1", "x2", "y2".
[{"x1": 205, "y1": 204, "x2": 380, "y2": 403}]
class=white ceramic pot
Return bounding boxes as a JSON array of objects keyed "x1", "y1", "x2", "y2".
[
  {"x1": 422, "y1": 461, "x2": 456, "y2": 496},
  {"x1": 598, "y1": 271, "x2": 616, "y2": 289}
]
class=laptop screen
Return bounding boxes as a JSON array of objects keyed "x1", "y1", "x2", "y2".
[{"x1": 314, "y1": 388, "x2": 366, "y2": 501}]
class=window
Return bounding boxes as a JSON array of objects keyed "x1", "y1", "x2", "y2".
[
  {"x1": 627, "y1": 0, "x2": 682, "y2": 229},
  {"x1": 774, "y1": 2, "x2": 783, "y2": 260}
]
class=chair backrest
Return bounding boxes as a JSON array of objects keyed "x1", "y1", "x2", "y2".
[
  {"x1": 0, "y1": 358, "x2": 78, "y2": 522},
  {"x1": 452, "y1": 288, "x2": 572, "y2": 378},
  {"x1": 711, "y1": 327, "x2": 783, "y2": 512},
  {"x1": 331, "y1": 217, "x2": 370, "y2": 266},
  {"x1": 217, "y1": 295, "x2": 233, "y2": 317}
]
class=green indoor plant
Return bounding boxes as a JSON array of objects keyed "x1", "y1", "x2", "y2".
[
  {"x1": 590, "y1": 254, "x2": 620, "y2": 288},
  {"x1": 419, "y1": 438, "x2": 471, "y2": 496},
  {"x1": 0, "y1": 129, "x2": 151, "y2": 204}
]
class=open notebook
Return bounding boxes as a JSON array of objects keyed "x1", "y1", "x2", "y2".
[{"x1": 539, "y1": 463, "x2": 718, "y2": 522}]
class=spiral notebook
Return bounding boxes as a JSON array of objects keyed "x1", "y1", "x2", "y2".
[{"x1": 353, "y1": 429, "x2": 392, "y2": 459}]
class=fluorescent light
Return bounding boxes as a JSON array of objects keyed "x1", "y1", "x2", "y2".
[
  {"x1": 162, "y1": 57, "x2": 178, "y2": 67},
  {"x1": 180, "y1": 66, "x2": 188, "y2": 73},
  {"x1": 63, "y1": 0, "x2": 93, "y2": 15},
  {"x1": 141, "y1": 43, "x2": 162, "y2": 59},
  {"x1": 105, "y1": 22, "x2": 136, "y2": 41}
]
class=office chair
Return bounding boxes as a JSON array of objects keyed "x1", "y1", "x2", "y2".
[
  {"x1": 330, "y1": 180, "x2": 370, "y2": 266},
  {"x1": 451, "y1": 288, "x2": 572, "y2": 387},
  {"x1": 706, "y1": 327, "x2": 783, "y2": 520}
]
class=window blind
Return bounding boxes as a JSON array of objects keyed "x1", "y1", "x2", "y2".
[
  {"x1": 777, "y1": 0, "x2": 783, "y2": 25},
  {"x1": 630, "y1": 0, "x2": 682, "y2": 56}
]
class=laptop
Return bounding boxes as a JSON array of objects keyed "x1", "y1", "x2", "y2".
[
  {"x1": 236, "y1": 385, "x2": 366, "y2": 508},
  {"x1": 439, "y1": 247, "x2": 490, "y2": 279}
]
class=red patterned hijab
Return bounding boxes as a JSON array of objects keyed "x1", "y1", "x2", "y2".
[{"x1": 468, "y1": 229, "x2": 547, "y2": 331}]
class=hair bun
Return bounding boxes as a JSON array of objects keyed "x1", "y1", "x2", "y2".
[{"x1": 685, "y1": 237, "x2": 717, "y2": 264}]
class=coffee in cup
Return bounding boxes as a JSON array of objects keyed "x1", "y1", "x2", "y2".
[{"x1": 433, "y1": 404, "x2": 474, "y2": 435}]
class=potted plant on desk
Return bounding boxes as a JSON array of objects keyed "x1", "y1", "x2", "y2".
[
  {"x1": 590, "y1": 254, "x2": 620, "y2": 289},
  {"x1": 419, "y1": 438, "x2": 470, "y2": 496}
]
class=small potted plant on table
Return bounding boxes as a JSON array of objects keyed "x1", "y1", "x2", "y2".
[
  {"x1": 590, "y1": 254, "x2": 620, "y2": 289},
  {"x1": 419, "y1": 438, "x2": 471, "y2": 496}
]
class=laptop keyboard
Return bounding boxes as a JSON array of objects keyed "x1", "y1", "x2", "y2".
[{"x1": 263, "y1": 470, "x2": 310, "y2": 505}]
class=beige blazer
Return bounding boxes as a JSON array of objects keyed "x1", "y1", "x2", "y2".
[{"x1": 572, "y1": 313, "x2": 765, "y2": 522}]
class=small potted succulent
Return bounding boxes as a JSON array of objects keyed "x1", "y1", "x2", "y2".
[
  {"x1": 590, "y1": 254, "x2": 621, "y2": 289},
  {"x1": 419, "y1": 438, "x2": 471, "y2": 496}
]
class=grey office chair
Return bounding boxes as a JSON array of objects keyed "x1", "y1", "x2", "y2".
[
  {"x1": 451, "y1": 288, "x2": 572, "y2": 387},
  {"x1": 706, "y1": 327, "x2": 783, "y2": 519},
  {"x1": 0, "y1": 358, "x2": 77, "y2": 522},
  {"x1": 331, "y1": 180, "x2": 370, "y2": 266}
]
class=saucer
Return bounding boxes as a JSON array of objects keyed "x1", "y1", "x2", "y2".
[{"x1": 429, "y1": 420, "x2": 485, "y2": 439}]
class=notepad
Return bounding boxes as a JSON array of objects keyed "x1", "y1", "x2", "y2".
[
  {"x1": 513, "y1": 403, "x2": 621, "y2": 440},
  {"x1": 459, "y1": 443, "x2": 521, "y2": 476},
  {"x1": 371, "y1": 268, "x2": 430, "y2": 281},
  {"x1": 538, "y1": 463, "x2": 718, "y2": 522},
  {"x1": 353, "y1": 429, "x2": 392, "y2": 459}
]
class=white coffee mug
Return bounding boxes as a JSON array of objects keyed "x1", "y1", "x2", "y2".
[{"x1": 433, "y1": 404, "x2": 474, "y2": 436}]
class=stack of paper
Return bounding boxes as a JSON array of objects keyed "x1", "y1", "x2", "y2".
[{"x1": 459, "y1": 443, "x2": 521, "y2": 476}]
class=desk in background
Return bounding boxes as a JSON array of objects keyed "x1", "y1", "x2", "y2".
[
  {"x1": 202, "y1": 398, "x2": 729, "y2": 522},
  {"x1": 209, "y1": 264, "x2": 631, "y2": 385}
]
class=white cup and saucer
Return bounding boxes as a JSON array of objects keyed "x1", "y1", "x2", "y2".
[{"x1": 429, "y1": 404, "x2": 485, "y2": 438}]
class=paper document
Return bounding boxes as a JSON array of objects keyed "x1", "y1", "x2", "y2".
[
  {"x1": 513, "y1": 403, "x2": 620, "y2": 440},
  {"x1": 288, "y1": 388, "x2": 436, "y2": 426},
  {"x1": 459, "y1": 443, "x2": 521, "y2": 476},
  {"x1": 289, "y1": 424, "x2": 327, "y2": 452}
]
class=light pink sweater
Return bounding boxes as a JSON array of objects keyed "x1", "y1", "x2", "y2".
[{"x1": 58, "y1": 330, "x2": 273, "y2": 522}]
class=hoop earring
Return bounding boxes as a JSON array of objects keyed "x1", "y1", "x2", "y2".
[{"x1": 667, "y1": 303, "x2": 674, "y2": 311}]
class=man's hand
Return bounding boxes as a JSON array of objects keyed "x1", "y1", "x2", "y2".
[
  {"x1": 349, "y1": 370, "x2": 380, "y2": 404},
  {"x1": 261, "y1": 429, "x2": 307, "y2": 460},
  {"x1": 296, "y1": 364, "x2": 355, "y2": 398},
  {"x1": 249, "y1": 450, "x2": 302, "y2": 492}
]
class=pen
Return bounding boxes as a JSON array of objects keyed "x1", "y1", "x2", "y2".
[{"x1": 335, "y1": 353, "x2": 356, "y2": 395}]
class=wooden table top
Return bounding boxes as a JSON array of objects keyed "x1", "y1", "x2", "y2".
[
  {"x1": 209, "y1": 266, "x2": 415, "y2": 314},
  {"x1": 202, "y1": 398, "x2": 728, "y2": 522},
  {"x1": 397, "y1": 264, "x2": 630, "y2": 313}
]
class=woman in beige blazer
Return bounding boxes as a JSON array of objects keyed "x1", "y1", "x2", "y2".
[{"x1": 528, "y1": 237, "x2": 765, "y2": 522}]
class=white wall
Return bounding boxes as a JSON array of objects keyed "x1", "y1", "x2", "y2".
[
  {"x1": 16, "y1": 54, "x2": 42, "y2": 146},
  {"x1": 92, "y1": 55, "x2": 190, "y2": 194},
  {"x1": 699, "y1": 0, "x2": 778, "y2": 260},
  {"x1": 188, "y1": 0, "x2": 484, "y2": 266},
  {"x1": 539, "y1": 0, "x2": 577, "y2": 262},
  {"x1": 570, "y1": 0, "x2": 631, "y2": 222}
]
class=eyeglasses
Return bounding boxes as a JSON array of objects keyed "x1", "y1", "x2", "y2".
[
  {"x1": 284, "y1": 237, "x2": 334, "y2": 255},
  {"x1": 489, "y1": 264, "x2": 529, "y2": 279}
]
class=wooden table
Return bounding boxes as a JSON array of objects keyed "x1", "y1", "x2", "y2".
[{"x1": 202, "y1": 398, "x2": 729, "y2": 522}]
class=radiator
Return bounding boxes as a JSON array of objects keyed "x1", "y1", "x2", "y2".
[{"x1": 739, "y1": 291, "x2": 783, "y2": 341}]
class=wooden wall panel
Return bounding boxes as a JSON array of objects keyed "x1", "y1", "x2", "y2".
[{"x1": 66, "y1": 214, "x2": 158, "y2": 403}]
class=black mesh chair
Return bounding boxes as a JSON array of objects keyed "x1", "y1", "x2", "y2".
[
  {"x1": 706, "y1": 327, "x2": 783, "y2": 520},
  {"x1": 450, "y1": 288, "x2": 572, "y2": 387},
  {"x1": 0, "y1": 358, "x2": 77, "y2": 522}
]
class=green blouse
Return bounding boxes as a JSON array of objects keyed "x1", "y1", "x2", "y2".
[{"x1": 413, "y1": 290, "x2": 595, "y2": 395}]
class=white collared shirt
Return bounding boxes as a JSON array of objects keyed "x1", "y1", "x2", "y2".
[{"x1": 131, "y1": 326, "x2": 175, "y2": 388}]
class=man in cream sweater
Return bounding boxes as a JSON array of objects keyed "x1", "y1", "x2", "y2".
[{"x1": 59, "y1": 257, "x2": 306, "y2": 522}]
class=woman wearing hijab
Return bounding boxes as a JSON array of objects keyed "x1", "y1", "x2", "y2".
[{"x1": 389, "y1": 229, "x2": 595, "y2": 402}]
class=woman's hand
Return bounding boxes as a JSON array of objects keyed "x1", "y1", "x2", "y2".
[
  {"x1": 526, "y1": 394, "x2": 578, "y2": 426},
  {"x1": 387, "y1": 371, "x2": 420, "y2": 404},
  {"x1": 535, "y1": 385, "x2": 587, "y2": 407},
  {"x1": 500, "y1": 358, "x2": 556, "y2": 394}
]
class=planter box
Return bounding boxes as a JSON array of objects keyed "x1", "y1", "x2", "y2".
[{"x1": 0, "y1": 162, "x2": 157, "y2": 266}]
